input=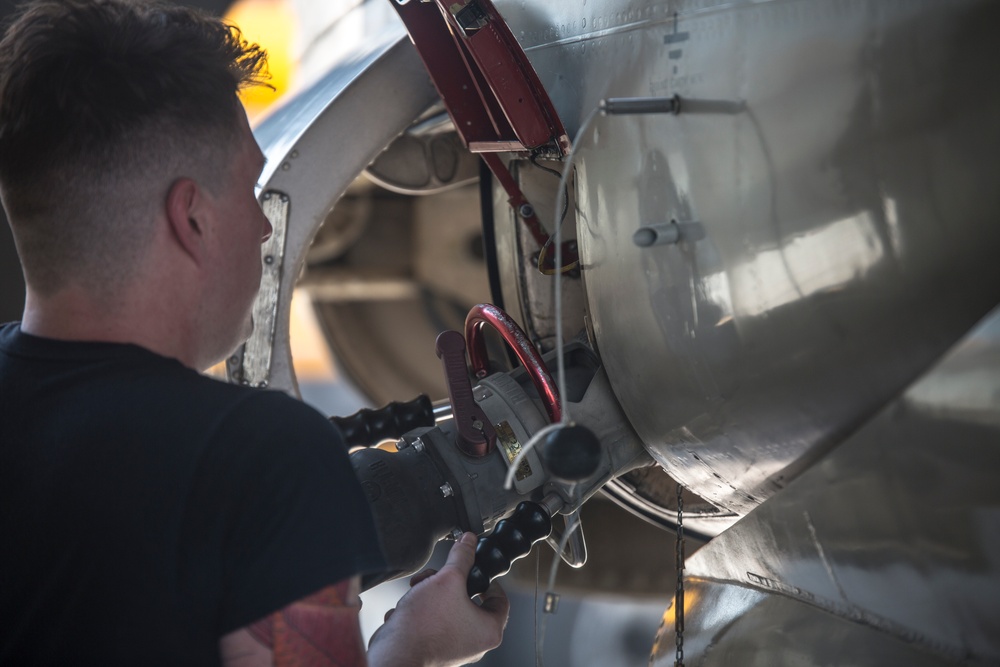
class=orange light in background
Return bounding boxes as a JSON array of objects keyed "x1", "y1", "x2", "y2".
[
  {"x1": 221, "y1": 2, "x2": 339, "y2": 386},
  {"x1": 224, "y1": 0, "x2": 298, "y2": 121}
]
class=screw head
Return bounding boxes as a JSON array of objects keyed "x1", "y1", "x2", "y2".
[
  {"x1": 440, "y1": 482, "x2": 454, "y2": 498},
  {"x1": 518, "y1": 203, "x2": 534, "y2": 218},
  {"x1": 412, "y1": 438, "x2": 425, "y2": 452}
]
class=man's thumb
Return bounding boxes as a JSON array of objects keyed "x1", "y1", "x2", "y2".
[{"x1": 443, "y1": 531, "x2": 478, "y2": 575}]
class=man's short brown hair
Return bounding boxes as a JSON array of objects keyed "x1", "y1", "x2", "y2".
[{"x1": 0, "y1": 0, "x2": 268, "y2": 294}]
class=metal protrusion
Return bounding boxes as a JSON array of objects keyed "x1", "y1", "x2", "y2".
[
  {"x1": 279, "y1": 194, "x2": 289, "y2": 202},
  {"x1": 395, "y1": 439, "x2": 408, "y2": 451},
  {"x1": 634, "y1": 221, "x2": 681, "y2": 247},
  {"x1": 518, "y1": 203, "x2": 534, "y2": 218},
  {"x1": 472, "y1": 419, "x2": 484, "y2": 431},
  {"x1": 281, "y1": 162, "x2": 290, "y2": 171},
  {"x1": 264, "y1": 255, "x2": 274, "y2": 265},
  {"x1": 261, "y1": 192, "x2": 272, "y2": 200},
  {"x1": 539, "y1": 492, "x2": 566, "y2": 517},
  {"x1": 440, "y1": 482, "x2": 454, "y2": 498},
  {"x1": 544, "y1": 592, "x2": 560, "y2": 614},
  {"x1": 433, "y1": 400, "x2": 454, "y2": 423},
  {"x1": 290, "y1": 150, "x2": 299, "y2": 158},
  {"x1": 600, "y1": 95, "x2": 680, "y2": 115},
  {"x1": 450, "y1": 528, "x2": 464, "y2": 541},
  {"x1": 412, "y1": 437, "x2": 426, "y2": 452}
]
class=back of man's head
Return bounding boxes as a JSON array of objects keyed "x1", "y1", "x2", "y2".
[{"x1": 0, "y1": 0, "x2": 267, "y2": 296}]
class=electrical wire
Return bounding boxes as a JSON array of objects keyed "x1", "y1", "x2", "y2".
[
  {"x1": 529, "y1": 155, "x2": 576, "y2": 275},
  {"x1": 552, "y1": 105, "x2": 602, "y2": 427},
  {"x1": 534, "y1": 511, "x2": 583, "y2": 667},
  {"x1": 503, "y1": 422, "x2": 564, "y2": 491},
  {"x1": 524, "y1": 107, "x2": 604, "y2": 666},
  {"x1": 530, "y1": 95, "x2": 679, "y2": 662}
]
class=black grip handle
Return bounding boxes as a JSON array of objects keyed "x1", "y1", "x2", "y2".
[
  {"x1": 330, "y1": 395, "x2": 435, "y2": 448},
  {"x1": 467, "y1": 501, "x2": 552, "y2": 597}
]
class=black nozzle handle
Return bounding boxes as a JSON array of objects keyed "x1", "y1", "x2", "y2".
[
  {"x1": 330, "y1": 395, "x2": 435, "y2": 448},
  {"x1": 467, "y1": 501, "x2": 552, "y2": 597}
]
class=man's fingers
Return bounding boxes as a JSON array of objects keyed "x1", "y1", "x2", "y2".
[
  {"x1": 477, "y1": 580, "x2": 510, "y2": 617},
  {"x1": 440, "y1": 531, "x2": 478, "y2": 577}
]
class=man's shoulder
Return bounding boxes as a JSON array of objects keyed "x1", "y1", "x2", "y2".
[
  {"x1": 0, "y1": 321, "x2": 343, "y2": 458},
  {"x1": 208, "y1": 383, "x2": 342, "y2": 449}
]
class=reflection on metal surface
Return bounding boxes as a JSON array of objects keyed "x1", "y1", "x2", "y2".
[
  {"x1": 228, "y1": 191, "x2": 289, "y2": 387},
  {"x1": 602, "y1": 468, "x2": 737, "y2": 541},
  {"x1": 653, "y1": 306, "x2": 1000, "y2": 665},
  {"x1": 726, "y1": 210, "x2": 884, "y2": 317},
  {"x1": 651, "y1": 579, "x2": 958, "y2": 667}
]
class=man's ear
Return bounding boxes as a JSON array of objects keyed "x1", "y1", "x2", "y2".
[{"x1": 165, "y1": 177, "x2": 206, "y2": 264}]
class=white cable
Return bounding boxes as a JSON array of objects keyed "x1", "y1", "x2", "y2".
[
  {"x1": 503, "y1": 422, "x2": 565, "y2": 490},
  {"x1": 552, "y1": 105, "x2": 602, "y2": 427},
  {"x1": 546, "y1": 510, "x2": 582, "y2": 592},
  {"x1": 534, "y1": 511, "x2": 583, "y2": 667}
]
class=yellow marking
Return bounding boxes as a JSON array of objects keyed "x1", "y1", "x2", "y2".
[{"x1": 495, "y1": 421, "x2": 532, "y2": 481}]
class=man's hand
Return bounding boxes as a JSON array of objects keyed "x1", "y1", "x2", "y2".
[{"x1": 367, "y1": 532, "x2": 510, "y2": 667}]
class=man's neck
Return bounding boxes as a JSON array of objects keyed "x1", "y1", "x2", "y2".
[{"x1": 21, "y1": 285, "x2": 200, "y2": 368}]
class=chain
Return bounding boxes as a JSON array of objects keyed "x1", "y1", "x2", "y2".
[{"x1": 674, "y1": 482, "x2": 685, "y2": 667}]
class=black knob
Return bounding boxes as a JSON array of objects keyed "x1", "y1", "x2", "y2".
[
  {"x1": 330, "y1": 395, "x2": 435, "y2": 448},
  {"x1": 540, "y1": 423, "x2": 602, "y2": 481},
  {"x1": 467, "y1": 501, "x2": 551, "y2": 597}
]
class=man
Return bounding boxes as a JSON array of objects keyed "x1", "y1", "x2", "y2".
[{"x1": 0, "y1": 1, "x2": 508, "y2": 665}]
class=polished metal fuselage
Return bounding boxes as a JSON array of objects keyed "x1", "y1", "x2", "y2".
[{"x1": 492, "y1": 0, "x2": 1000, "y2": 514}]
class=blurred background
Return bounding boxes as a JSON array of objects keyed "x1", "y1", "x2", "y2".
[{"x1": 0, "y1": 1, "x2": 672, "y2": 663}]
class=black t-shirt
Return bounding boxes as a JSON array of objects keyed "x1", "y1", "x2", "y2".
[{"x1": 0, "y1": 323, "x2": 385, "y2": 665}]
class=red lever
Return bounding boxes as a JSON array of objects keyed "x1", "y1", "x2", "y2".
[{"x1": 435, "y1": 330, "x2": 497, "y2": 457}]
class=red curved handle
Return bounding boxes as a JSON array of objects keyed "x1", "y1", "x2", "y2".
[{"x1": 464, "y1": 303, "x2": 561, "y2": 423}]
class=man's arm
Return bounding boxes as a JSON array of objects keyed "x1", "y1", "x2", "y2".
[
  {"x1": 219, "y1": 577, "x2": 367, "y2": 667},
  {"x1": 219, "y1": 533, "x2": 509, "y2": 667}
]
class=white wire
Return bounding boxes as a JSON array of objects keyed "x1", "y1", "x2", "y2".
[
  {"x1": 535, "y1": 510, "x2": 583, "y2": 667},
  {"x1": 546, "y1": 510, "x2": 582, "y2": 592},
  {"x1": 503, "y1": 422, "x2": 565, "y2": 491},
  {"x1": 503, "y1": 107, "x2": 602, "y2": 493},
  {"x1": 524, "y1": 104, "x2": 605, "y2": 666},
  {"x1": 552, "y1": 105, "x2": 602, "y2": 427}
]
